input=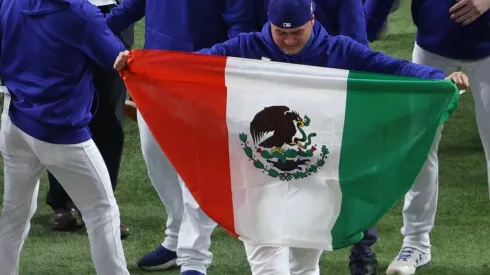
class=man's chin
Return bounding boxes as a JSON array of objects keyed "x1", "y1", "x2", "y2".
[{"x1": 283, "y1": 48, "x2": 301, "y2": 55}]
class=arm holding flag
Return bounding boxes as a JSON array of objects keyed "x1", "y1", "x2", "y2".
[
  {"x1": 339, "y1": 37, "x2": 470, "y2": 89},
  {"x1": 194, "y1": 35, "x2": 245, "y2": 57},
  {"x1": 222, "y1": 0, "x2": 257, "y2": 39},
  {"x1": 80, "y1": 3, "x2": 127, "y2": 71},
  {"x1": 105, "y1": 0, "x2": 145, "y2": 35}
]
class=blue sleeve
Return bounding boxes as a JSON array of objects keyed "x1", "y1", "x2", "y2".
[
  {"x1": 341, "y1": 38, "x2": 446, "y2": 79},
  {"x1": 336, "y1": 0, "x2": 369, "y2": 47},
  {"x1": 0, "y1": 28, "x2": 2, "y2": 72},
  {"x1": 81, "y1": 3, "x2": 126, "y2": 71},
  {"x1": 222, "y1": 0, "x2": 257, "y2": 39},
  {"x1": 364, "y1": 0, "x2": 396, "y2": 42},
  {"x1": 195, "y1": 36, "x2": 243, "y2": 57},
  {"x1": 105, "y1": 0, "x2": 145, "y2": 35}
]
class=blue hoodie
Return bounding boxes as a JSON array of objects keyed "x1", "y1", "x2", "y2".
[
  {"x1": 412, "y1": 0, "x2": 490, "y2": 60},
  {"x1": 365, "y1": 0, "x2": 490, "y2": 60},
  {"x1": 0, "y1": 0, "x2": 126, "y2": 144},
  {"x1": 255, "y1": 0, "x2": 369, "y2": 46},
  {"x1": 105, "y1": 0, "x2": 256, "y2": 51},
  {"x1": 197, "y1": 21, "x2": 446, "y2": 79}
]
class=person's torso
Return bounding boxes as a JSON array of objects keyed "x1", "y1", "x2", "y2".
[
  {"x1": 0, "y1": 0, "x2": 99, "y2": 144},
  {"x1": 412, "y1": 0, "x2": 490, "y2": 60},
  {"x1": 144, "y1": 0, "x2": 233, "y2": 51}
]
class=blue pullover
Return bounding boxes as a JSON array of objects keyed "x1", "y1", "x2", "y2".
[
  {"x1": 255, "y1": 0, "x2": 369, "y2": 46},
  {"x1": 413, "y1": 0, "x2": 490, "y2": 60},
  {"x1": 105, "y1": 0, "x2": 256, "y2": 51},
  {"x1": 197, "y1": 21, "x2": 446, "y2": 80},
  {"x1": 364, "y1": 0, "x2": 490, "y2": 60},
  {"x1": 0, "y1": 0, "x2": 126, "y2": 144}
]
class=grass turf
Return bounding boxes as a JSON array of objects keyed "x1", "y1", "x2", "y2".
[{"x1": 4, "y1": 1, "x2": 490, "y2": 274}]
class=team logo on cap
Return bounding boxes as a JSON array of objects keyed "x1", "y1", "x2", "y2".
[{"x1": 282, "y1": 22, "x2": 291, "y2": 27}]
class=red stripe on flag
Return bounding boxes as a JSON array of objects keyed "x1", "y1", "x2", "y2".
[{"x1": 121, "y1": 50, "x2": 237, "y2": 236}]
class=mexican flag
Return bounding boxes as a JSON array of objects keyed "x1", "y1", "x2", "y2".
[{"x1": 121, "y1": 50, "x2": 459, "y2": 250}]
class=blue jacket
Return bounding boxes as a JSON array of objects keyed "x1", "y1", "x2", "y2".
[
  {"x1": 412, "y1": 0, "x2": 490, "y2": 60},
  {"x1": 197, "y1": 21, "x2": 446, "y2": 79},
  {"x1": 255, "y1": 0, "x2": 369, "y2": 46},
  {"x1": 0, "y1": 0, "x2": 126, "y2": 144},
  {"x1": 106, "y1": 0, "x2": 256, "y2": 51}
]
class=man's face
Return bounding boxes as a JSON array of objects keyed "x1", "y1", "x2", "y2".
[{"x1": 271, "y1": 18, "x2": 314, "y2": 55}]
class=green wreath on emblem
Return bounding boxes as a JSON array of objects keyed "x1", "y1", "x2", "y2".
[{"x1": 239, "y1": 111, "x2": 329, "y2": 181}]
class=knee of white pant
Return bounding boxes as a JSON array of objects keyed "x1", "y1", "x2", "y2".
[
  {"x1": 138, "y1": 117, "x2": 158, "y2": 154},
  {"x1": 289, "y1": 247, "x2": 322, "y2": 275},
  {"x1": 243, "y1": 243, "x2": 290, "y2": 275},
  {"x1": 137, "y1": 110, "x2": 161, "y2": 156},
  {"x1": 1, "y1": 198, "x2": 38, "y2": 222}
]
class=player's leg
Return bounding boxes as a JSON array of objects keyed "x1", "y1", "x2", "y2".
[
  {"x1": 0, "y1": 112, "x2": 43, "y2": 274},
  {"x1": 46, "y1": 170, "x2": 79, "y2": 231},
  {"x1": 89, "y1": 65, "x2": 129, "y2": 237},
  {"x1": 243, "y1": 243, "x2": 291, "y2": 275},
  {"x1": 289, "y1": 247, "x2": 323, "y2": 275},
  {"x1": 44, "y1": 138, "x2": 129, "y2": 275},
  {"x1": 125, "y1": 98, "x2": 137, "y2": 122},
  {"x1": 350, "y1": 227, "x2": 379, "y2": 275},
  {"x1": 136, "y1": 109, "x2": 183, "y2": 270},
  {"x1": 467, "y1": 57, "x2": 490, "y2": 194},
  {"x1": 177, "y1": 178, "x2": 217, "y2": 275},
  {"x1": 364, "y1": 0, "x2": 402, "y2": 42},
  {"x1": 386, "y1": 43, "x2": 457, "y2": 275}
]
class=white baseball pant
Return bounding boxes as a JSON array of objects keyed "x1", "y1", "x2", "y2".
[
  {"x1": 243, "y1": 242, "x2": 323, "y2": 275},
  {"x1": 0, "y1": 88, "x2": 129, "y2": 275},
  {"x1": 400, "y1": 43, "x2": 490, "y2": 254},
  {"x1": 137, "y1": 110, "x2": 217, "y2": 274}
]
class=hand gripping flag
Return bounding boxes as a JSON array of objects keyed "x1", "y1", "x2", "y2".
[{"x1": 120, "y1": 50, "x2": 459, "y2": 250}]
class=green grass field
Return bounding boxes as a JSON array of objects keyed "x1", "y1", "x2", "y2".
[{"x1": 6, "y1": 2, "x2": 490, "y2": 274}]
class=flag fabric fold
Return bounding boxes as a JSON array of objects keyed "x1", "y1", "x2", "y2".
[{"x1": 121, "y1": 49, "x2": 459, "y2": 250}]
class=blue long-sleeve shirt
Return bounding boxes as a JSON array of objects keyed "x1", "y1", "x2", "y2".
[
  {"x1": 0, "y1": 0, "x2": 126, "y2": 144},
  {"x1": 413, "y1": 0, "x2": 490, "y2": 60},
  {"x1": 364, "y1": 0, "x2": 490, "y2": 60},
  {"x1": 106, "y1": 0, "x2": 257, "y2": 51},
  {"x1": 197, "y1": 22, "x2": 446, "y2": 80}
]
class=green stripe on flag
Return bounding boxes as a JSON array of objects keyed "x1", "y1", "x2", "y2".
[{"x1": 331, "y1": 71, "x2": 459, "y2": 250}]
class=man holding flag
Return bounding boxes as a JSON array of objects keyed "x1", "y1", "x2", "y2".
[
  {"x1": 115, "y1": 0, "x2": 468, "y2": 274},
  {"x1": 45, "y1": 0, "x2": 134, "y2": 238},
  {"x1": 106, "y1": 1, "x2": 256, "y2": 274},
  {"x1": 254, "y1": 0, "x2": 380, "y2": 273}
]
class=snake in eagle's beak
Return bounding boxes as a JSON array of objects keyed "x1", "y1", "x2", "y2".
[{"x1": 296, "y1": 120, "x2": 305, "y2": 128}]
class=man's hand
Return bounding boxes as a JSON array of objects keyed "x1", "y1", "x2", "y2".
[
  {"x1": 445, "y1": 71, "x2": 470, "y2": 91},
  {"x1": 114, "y1": 50, "x2": 130, "y2": 71},
  {"x1": 449, "y1": 0, "x2": 490, "y2": 25}
]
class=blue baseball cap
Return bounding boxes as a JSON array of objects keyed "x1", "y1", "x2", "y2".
[{"x1": 268, "y1": 0, "x2": 316, "y2": 29}]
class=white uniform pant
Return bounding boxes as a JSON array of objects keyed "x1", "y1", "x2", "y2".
[
  {"x1": 0, "y1": 90, "x2": 129, "y2": 275},
  {"x1": 401, "y1": 44, "x2": 490, "y2": 253},
  {"x1": 137, "y1": 110, "x2": 217, "y2": 274},
  {"x1": 243, "y1": 243, "x2": 323, "y2": 275}
]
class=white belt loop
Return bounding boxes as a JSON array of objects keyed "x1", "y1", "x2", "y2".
[{"x1": 0, "y1": 86, "x2": 11, "y2": 115}]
